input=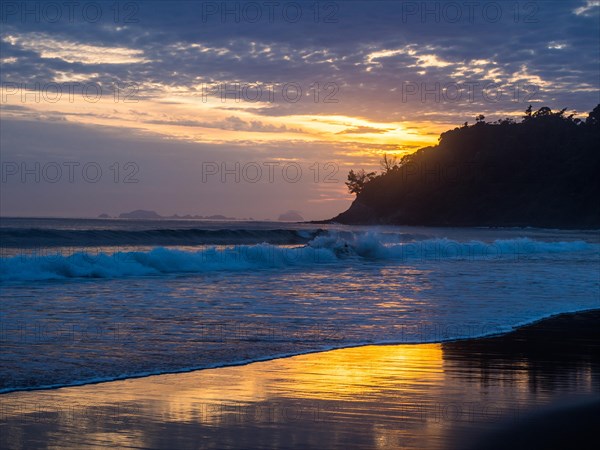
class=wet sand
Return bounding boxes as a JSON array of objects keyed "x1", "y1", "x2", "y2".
[{"x1": 1, "y1": 310, "x2": 599, "y2": 449}]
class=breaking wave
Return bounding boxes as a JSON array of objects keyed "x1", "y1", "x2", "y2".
[{"x1": 1, "y1": 232, "x2": 597, "y2": 282}]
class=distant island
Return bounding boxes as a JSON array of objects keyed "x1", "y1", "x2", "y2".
[
  {"x1": 278, "y1": 210, "x2": 304, "y2": 222},
  {"x1": 330, "y1": 105, "x2": 600, "y2": 228},
  {"x1": 99, "y1": 210, "x2": 252, "y2": 221},
  {"x1": 118, "y1": 210, "x2": 163, "y2": 219},
  {"x1": 98, "y1": 209, "x2": 305, "y2": 222}
]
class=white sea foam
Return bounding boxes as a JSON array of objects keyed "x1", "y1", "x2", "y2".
[{"x1": 1, "y1": 232, "x2": 596, "y2": 282}]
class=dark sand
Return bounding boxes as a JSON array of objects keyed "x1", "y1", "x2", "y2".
[{"x1": 1, "y1": 310, "x2": 599, "y2": 449}]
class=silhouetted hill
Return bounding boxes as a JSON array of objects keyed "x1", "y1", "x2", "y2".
[{"x1": 331, "y1": 106, "x2": 600, "y2": 228}]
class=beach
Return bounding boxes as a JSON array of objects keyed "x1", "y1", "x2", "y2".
[
  {"x1": 2, "y1": 0, "x2": 599, "y2": 448},
  {"x1": 1, "y1": 310, "x2": 599, "y2": 449}
]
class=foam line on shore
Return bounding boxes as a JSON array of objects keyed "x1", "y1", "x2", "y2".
[{"x1": 2, "y1": 307, "x2": 598, "y2": 395}]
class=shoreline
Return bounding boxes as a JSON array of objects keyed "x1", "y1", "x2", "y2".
[
  {"x1": 3, "y1": 307, "x2": 599, "y2": 395},
  {"x1": 2, "y1": 309, "x2": 599, "y2": 449}
]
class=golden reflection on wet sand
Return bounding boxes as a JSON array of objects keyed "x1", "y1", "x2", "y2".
[{"x1": 1, "y1": 312, "x2": 599, "y2": 449}]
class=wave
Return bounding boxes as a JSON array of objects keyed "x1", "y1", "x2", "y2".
[
  {"x1": 0, "y1": 227, "x2": 325, "y2": 247},
  {"x1": 1, "y1": 232, "x2": 597, "y2": 282}
]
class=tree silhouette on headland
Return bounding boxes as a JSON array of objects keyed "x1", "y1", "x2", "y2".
[
  {"x1": 345, "y1": 169, "x2": 377, "y2": 195},
  {"x1": 337, "y1": 105, "x2": 600, "y2": 228}
]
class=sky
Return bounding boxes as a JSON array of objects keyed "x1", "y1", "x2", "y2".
[{"x1": 1, "y1": 0, "x2": 599, "y2": 220}]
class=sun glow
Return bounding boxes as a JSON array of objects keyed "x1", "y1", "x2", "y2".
[{"x1": 1, "y1": 86, "x2": 441, "y2": 152}]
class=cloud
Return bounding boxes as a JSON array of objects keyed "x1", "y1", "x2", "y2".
[
  {"x1": 337, "y1": 126, "x2": 394, "y2": 135},
  {"x1": 2, "y1": 1, "x2": 598, "y2": 125},
  {"x1": 145, "y1": 116, "x2": 304, "y2": 133},
  {"x1": 573, "y1": 1, "x2": 600, "y2": 16},
  {"x1": 2, "y1": 33, "x2": 150, "y2": 65},
  {"x1": 0, "y1": 0, "x2": 598, "y2": 217}
]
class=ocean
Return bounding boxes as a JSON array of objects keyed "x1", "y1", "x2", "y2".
[{"x1": 1, "y1": 217, "x2": 598, "y2": 393}]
